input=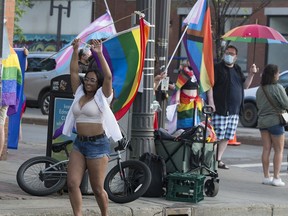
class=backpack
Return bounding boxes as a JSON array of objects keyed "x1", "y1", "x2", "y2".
[{"x1": 139, "y1": 152, "x2": 166, "y2": 197}]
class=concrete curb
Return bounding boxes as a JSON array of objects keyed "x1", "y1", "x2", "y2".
[{"x1": 22, "y1": 117, "x2": 48, "y2": 126}]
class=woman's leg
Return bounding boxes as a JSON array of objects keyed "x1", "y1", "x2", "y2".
[
  {"x1": 271, "y1": 134, "x2": 285, "y2": 179},
  {"x1": 87, "y1": 156, "x2": 109, "y2": 216},
  {"x1": 260, "y1": 130, "x2": 272, "y2": 178},
  {"x1": 67, "y1": 150, "x2": 86, "y2": 216}
]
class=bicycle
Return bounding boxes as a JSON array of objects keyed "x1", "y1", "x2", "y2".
[{"x1": 16, "y1": 136, "x2": 152, "y2": 203}]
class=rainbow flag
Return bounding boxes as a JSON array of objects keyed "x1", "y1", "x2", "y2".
[
  {"x1": 175, "y1": 69, "x2": 193, "y2": 90},
  {"x1": 98, "y1": 18, "x2": 150, "y2": 120},
  {"x1": 52, "y1": 17, "x2": 149, "y2": 139},
  {"x1": 183, "y1": 0, "x2": 214, "y2": 93},
  {"x1": 8, "y1": 48, "x2": 26, "y2": 149},
  {"x1": 55, "y1": 11, "x2": 116, "y2": 73},
  {"x1": 1, "y1": 46, "x2": 22, "y2": 115}
]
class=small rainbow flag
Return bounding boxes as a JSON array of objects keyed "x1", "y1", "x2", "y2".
[{"x1": 175, "y1": 69, "x2": 192, "y2": 90}]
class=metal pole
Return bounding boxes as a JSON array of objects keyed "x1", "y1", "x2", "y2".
[
  {"x1": 50, "y1": 0, "x2": 71, "y2": 51},
  {"x1": 155, "y1": 0, "x2": 171, "y2": 128},
  {"x1": 130, "y1": 0, "x2": 156, "y2": 158},
  {"x1": 56, "y1": 5, "x2": 63, "y2": 51},
  {"x1": 0, "y1": 0, "x2": 5, "y2": 58}
]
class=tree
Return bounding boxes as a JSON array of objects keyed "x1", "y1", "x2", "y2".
[
  {"x1": 210, "y1": 0, "x2": 272, "y2": 61},
  {"x1": 14, "y1": 0, "x2": 33, "y2": 42}
]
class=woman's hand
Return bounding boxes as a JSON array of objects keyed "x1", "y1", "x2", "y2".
[
  {"x1": 91, "y1": 39, "x2": 103, "y2": 54},
  {"x1": 72, "y1": 38, "x2": 80, "y2": 51},
  {"x1": 250, "y1": 64, "x2": 259, "y2": 74}
]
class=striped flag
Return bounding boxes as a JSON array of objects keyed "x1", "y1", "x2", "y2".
[
  {"x1": 52, "y1": 17, "x2": 150, "y2": 139},
  {"x1": 175, "y1": 69, "x2": 192, "y2": 90},
  {"x1": 98, "y1": 18, "x2": 150, "y2": 120},
  {"x1": 55, "y1": 11, "x2": 116, "y2": 73},
  {"x1": 1, "y1": 46, "x2": 22, "y2": 112},
  {"x1": 183, "y1": 0, "x2": 214, "y2": 93}
]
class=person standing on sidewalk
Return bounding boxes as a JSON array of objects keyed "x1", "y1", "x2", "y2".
[
  {"x1": 0, "y1": 105, "x2": 8, "y2": 159},
  {"x1": 78, "y1": 48, "x2": 91, "y2": 74},
  {"x1": 207, "y1": 45, "x2": 258, "y2": 169},
  {"x1": 256, "y1": 64, "x2": 288, "y2": 187},
  {"x1": 63, "y1": 38, "x2": 122, "y2": 216}
]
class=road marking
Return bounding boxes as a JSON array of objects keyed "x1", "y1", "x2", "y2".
[{"x1": 231, "y1": 162, "x2": 288, "y2": 168}]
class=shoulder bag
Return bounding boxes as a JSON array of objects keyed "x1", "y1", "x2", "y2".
[{"x1": 262, "y1": 86, "x2": 288, "y2": 126}]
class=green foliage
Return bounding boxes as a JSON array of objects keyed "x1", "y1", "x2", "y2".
[{"x1": 14, "y1": 0, "x2": 33, "y2": 42}]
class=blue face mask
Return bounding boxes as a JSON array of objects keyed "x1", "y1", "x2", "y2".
[{"x1": 223, "y1": 54, "x2": 234, "y2": 65}]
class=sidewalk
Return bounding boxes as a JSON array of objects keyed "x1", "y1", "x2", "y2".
[
  {"x1": 1, "y1": 141, "x2": 288, "y2": 216},
  {"x1": 0, "y1": 108, "x2": 287, "y2": 215}
]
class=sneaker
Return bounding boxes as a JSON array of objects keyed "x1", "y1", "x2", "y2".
[
  {"x1": 272, "y1": 178, "x2": 285, "y2": 187},
  {"x1": 262, "y1": 177, "x2": 273, "y2": 185}
]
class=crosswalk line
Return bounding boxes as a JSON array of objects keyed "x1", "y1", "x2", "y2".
[{"x1": 231, "y1": 162, "x2": 288, "y2": 168}]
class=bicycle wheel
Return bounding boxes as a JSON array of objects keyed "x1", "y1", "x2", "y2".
[
  {"x1": 104, "y1": 160, "x2": 152, "y2": 203},
  {"x1": 16, "y1": 156, "x2": 67, "y2": 196}
]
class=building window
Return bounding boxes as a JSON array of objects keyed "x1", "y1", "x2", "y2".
[{"x1": 267, "y1": 16, "x2": 288, "y2": 72}]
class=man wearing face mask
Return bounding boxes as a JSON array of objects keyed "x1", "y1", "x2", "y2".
[{"x1": 207, "y1": 45, "x2": 258, "y2": 169}]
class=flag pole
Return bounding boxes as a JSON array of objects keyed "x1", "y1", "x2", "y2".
[
  {"x1": 164, "y1": 24, "x2": 189, "y2": 73},
  {"x1": 43, "y1": 9, "x2": 149, "y2": 61},
  {"x1": 103, "y1": 0, "x2": 111, "y2": 13}
]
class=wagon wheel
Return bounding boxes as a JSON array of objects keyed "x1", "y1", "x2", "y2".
[{"x1": 204, "y1": 178, "x2": 219, "y2": 197}]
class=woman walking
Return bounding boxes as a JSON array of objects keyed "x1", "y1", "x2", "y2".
[{"x1": 256, "y1": 64, "x2": 288, "y2": 187}]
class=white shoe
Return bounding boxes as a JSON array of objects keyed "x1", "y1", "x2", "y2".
[
  {"x1": 272, "y1": 178, "x2": 285, "y2": 187},
  {"x1": 262, "y1": 177, "x2": 273, "y2": 185}
]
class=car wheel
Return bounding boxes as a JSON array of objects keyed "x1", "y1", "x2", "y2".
[
  {"x1": 40, "y1": 92, "x2": 50, "y2": 115},
  {"x1": 240, "y1": 102, "x2": 258, "y2": 127}
]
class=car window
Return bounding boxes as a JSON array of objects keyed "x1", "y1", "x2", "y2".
[
  {"x1": 27, "y1": 57, "x2": 56, "y2": 72},
  {"x1": 279, "y1": 73, "x2": 288, "y2": 88}
]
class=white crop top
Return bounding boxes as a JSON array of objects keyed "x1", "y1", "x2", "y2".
[{"x1": 72, "y1": 99, "x2": 103, "y2": 123}]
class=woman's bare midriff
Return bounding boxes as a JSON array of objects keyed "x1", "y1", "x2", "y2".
[
  {"x1": 182, "y1": 89, "x2": 198, "y2": 97},
  {"x1": 76, "y1": 123, "x2": 104, "y2": 136}
]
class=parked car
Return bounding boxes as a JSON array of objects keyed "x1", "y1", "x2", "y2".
[
  {"x1": 240, "y1": 70, "x2": 288, "y2": 127},
  {"x1": 24, "y1": 52, "x2": 69, "y2": 115}
]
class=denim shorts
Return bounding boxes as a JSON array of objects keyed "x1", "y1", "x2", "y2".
[
  {"x1": 259, "y1": 124, "x2": 285, "y2": 136},
  {"x1": 73, "y1": 135, "x2": 111, "y2": 159}
]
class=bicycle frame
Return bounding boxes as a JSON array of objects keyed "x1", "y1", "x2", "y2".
[
  {"x1": 41, "y1": 139, "x2": 129, "y2": 179},
  {"x1": 40, "y1": 160, "x2": 68, "y2": 181}
]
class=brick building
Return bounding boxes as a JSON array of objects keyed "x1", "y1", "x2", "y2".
[{"x1": 0, "y1": 0, "x2": 16, "y2": 160}]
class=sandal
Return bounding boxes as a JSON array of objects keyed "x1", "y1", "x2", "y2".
[{"x1": 218, "y1": 161, "x2": 229, "y2": 169}]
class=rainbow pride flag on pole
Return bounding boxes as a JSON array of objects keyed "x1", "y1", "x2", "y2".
[
  {"x1": 99, "y1": 17, "x2": 150, "y2": 120},
  {"x1": 52, "y1": 16, "x2": 150, "y2": 139},
  {"x1": 183, "y1": 0, "x2": 214, "y2": 93},
  {"x1": 54, "y1": 11, "x2": 116, "y2": 74}
]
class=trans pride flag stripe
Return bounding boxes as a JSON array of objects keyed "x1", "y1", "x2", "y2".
[{"x1": 55, "y1": 11, "x2": 116, "y2": 73}]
